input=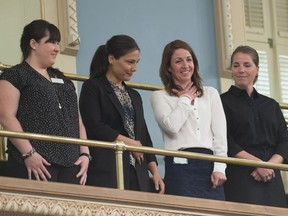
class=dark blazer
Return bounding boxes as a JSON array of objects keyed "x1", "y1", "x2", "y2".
[{"x1": 79, "y1": 75, "x2": 156, "y2": 191}]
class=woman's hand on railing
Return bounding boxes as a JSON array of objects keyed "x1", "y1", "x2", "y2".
[{"x1": 24, "y1": 152, "x2": 51, "y2": 181}]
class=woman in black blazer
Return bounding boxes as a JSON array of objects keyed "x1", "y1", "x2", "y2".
[{"x1": 79, "y1": 35, "x2": 165, "y2": 193}]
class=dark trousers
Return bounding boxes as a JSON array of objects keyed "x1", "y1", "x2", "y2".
[
  {"x1": 6, "y1": 156, "x2": 80, "y2": 184},
  {"x1": 129, "y1": 165, "x2": 140, "y2": 191},
  {"x1": 165, "y1": 148, "x2": 225, "y2": 200}
]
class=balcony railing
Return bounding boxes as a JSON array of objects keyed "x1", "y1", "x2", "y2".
[
  {"x1": 1, "y1": 61, "x2": 288, "y2": 190},
  {"x1": 1, "y1": 62, "x2": 288, "y2": 215},
  {"x1": 1, "y1": 129, "x2": 288, "y2": 190}
]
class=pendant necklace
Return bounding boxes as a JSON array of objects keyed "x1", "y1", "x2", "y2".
[
  {"x1": 51, "y1": 82, "x2": 62, "y2": 109},
  {"x1": 54, "y1": 87, "x2": 62, "y2": 109},
  {"x1": 47, "y1": 69, "x2": 62, "y2": 109},
  {"x1": 57, "y1": 99, "x2": 62, "y2": 109}
]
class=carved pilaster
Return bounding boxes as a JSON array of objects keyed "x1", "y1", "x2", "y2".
[
  {"x1": 221, "y1": 0, "x2": 234, "y2": 69},
  {"x1": 57, "y1": 0, "x2": 80, "y2": 56}
]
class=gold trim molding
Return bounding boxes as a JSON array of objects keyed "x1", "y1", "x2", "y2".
[{"x1": 0, "y1": 125, "x2": 4, "y2": 160}]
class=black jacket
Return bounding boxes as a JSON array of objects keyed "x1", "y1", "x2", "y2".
[{"x1": 79, "y1": 75, "x2": 156, "y2": 191}]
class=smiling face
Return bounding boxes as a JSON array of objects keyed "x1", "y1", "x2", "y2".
[
  {"x1": 231, "y1": 52, "x2": 259, "y2": 91},
  {"x1": 169, "y1": 48, "x2": 194, "y2": 87},
  {"x1": 30, "y1": 34, "x2": 60, "y2": 68},
  {"x1": 106, "y1": 49, "x2": 140, "y2": 85}
]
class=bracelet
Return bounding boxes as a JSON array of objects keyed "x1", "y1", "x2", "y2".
[
  {"x1": 80, "y1": 153, "x2": 92, "y2": 161},
  {"x1": 22, "y1": 148, "x2": 36, "y2": 159}
]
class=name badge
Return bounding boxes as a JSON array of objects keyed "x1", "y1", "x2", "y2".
[
  {"x1": 173, "y1": 157, "x2": 188, "y2": 164},
  {"x1": 51, "y1": 78, "x2": 64, "y2": 84}
]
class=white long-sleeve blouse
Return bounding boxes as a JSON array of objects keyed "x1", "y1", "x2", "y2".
[{"x1": 150, "y1": 86, "x2": 227, "y2": 173}]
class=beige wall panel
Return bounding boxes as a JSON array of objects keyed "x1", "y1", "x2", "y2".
[
  {"x1": 0, "y1": 0, "x2": 77, "y2": 87},
  {"x1": 0, "y1": 0, "x2": 41, "y2": 65},
  {"x1": 220, "y1": 77, "x2": 234, "y2": 93},
  {"x1": 0, "y1": 0, "x2": 77, "y2": 74}
]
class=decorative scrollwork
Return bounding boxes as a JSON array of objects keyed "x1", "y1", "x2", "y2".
[{"x1": 0, "y1": 193, "x2": 188, "y2": 216}]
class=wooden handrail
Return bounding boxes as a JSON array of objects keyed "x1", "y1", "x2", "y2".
[{"x1": 1, "y1": 176, "x2": 287, "y2": 215}]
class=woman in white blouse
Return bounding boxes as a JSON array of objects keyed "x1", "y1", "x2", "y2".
[{"x1": 151, "y1": 40, "x2": 227, "y2": 200}]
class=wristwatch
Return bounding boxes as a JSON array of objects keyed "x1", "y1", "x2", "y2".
[{"x1": 80, "y1": 153, "x2": 92, "y2": 161}]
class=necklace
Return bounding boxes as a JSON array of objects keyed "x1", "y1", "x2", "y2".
[
  {"x1": 47, "y1": 70, "x2": 63, "y2": 109},
  {"x1": 57, "y1": 99, "x2": 62, "y2": 109},
  {"x1": 52, "y1": 85, "x2": 62, "y2": 109},
  {"x1": 50, "y1": 80, "x2": 62, "y2": 109}
]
